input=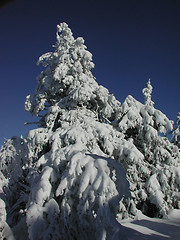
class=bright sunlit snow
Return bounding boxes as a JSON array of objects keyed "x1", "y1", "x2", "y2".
[
  {"x1": 0, "y1": 22, "x2": 180, "y2": 240},
  {"x1": 119, "y1": 209, "x2": 180, "y2": 240}
]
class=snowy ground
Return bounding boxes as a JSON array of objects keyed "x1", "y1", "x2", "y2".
[
  {"x1": 118, "y1": 209, "x2": 180, "y2": 240},
  {"x1": 3, "y1": 210, "x2": 180, "y2": 240}
]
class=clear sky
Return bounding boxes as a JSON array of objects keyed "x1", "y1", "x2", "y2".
[{"x1": 0, "y1": 0, "x2": 180, "y2": 147}]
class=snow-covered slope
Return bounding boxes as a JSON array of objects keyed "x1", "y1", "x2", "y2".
[{"x1": 119, "y1": 209, "x2": 180, "y2": 240}]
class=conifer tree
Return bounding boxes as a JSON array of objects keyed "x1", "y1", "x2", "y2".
[
  {"x1": 172, "y1": 112, "x2": 180, "y2": 148},
  {"x1": 1, "y1": 22, "x2": 180, "y2": 240},
  {"x1": 142, "y1": 78, "x2": 154, "y2": 107},
  {"x1": 115, "y1": 80, "x2": 180, "y2": 217},
  {"x1": 0, "y1": 136, "x2": 29, "y2": 239},
  {"x1": 1, "y1": 23, "x2": 133, "y2": 240},
  {"x1": 25, "y1": 22, "x2": 120, "y2": 125}
]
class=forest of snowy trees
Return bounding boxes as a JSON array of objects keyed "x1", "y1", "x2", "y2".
[{"x1": 0, "y1": 22, "x2": 180, "y2": 240}]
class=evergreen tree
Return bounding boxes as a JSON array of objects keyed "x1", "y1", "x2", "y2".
[
  {"x1": 115, "y1": 80, "x2": 180, "y2": 217},
  {"x1": 0, "y1": 136, "x2": 29, "y2": 239},
  {"x1": 172, "y1": 112, "x2": 180, "y2": 148},
  {"x1": 25, "y1": 22, "x2": 119, "y2": 124},
  {"x1": 1, "y1": 22, "x2": 180, "y2": 240},
  {"x1": 142, "y1": 78, "x2": 154, "y2": 107},
  {"x1": 1, "y1": 22, "x2": 134, "y2": 240}
]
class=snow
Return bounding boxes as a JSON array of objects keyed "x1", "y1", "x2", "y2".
[
  {"x1": 119, "y1": 209, "x2": 180, "y2": 240},
  {"x1": 2, "y1": 209, "x2": 180, "y2": 240},
  {"x1": 1, "y1": 22, "x2": 180, "y2": 240}
]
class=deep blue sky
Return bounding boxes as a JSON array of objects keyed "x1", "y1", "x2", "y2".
[{"x1": 0, "y1": 0, "x2": 180, "y2": 147}]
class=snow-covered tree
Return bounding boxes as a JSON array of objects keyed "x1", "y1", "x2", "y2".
[
  {"x1": 0, "y1": 22, "x2": 134, "y2": 240},
  {"x1": 172, "y1": 112, "x2": 180, "y2": 148},
  {"x1": 115, "y1": 80, "x2": 180, "y2": 217},
  {"x1": 1, "y1": 22, "x2": 180, "y2": 240},
  {"x1": 142, "y1": 78, "x2": 154, "y2": 107},
  {"x1": 0, "y1": 137, "x2": 30, "y2": 239},
  {"x1": 25, "y1": 22, "x2": 120, "y2": 124}
]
